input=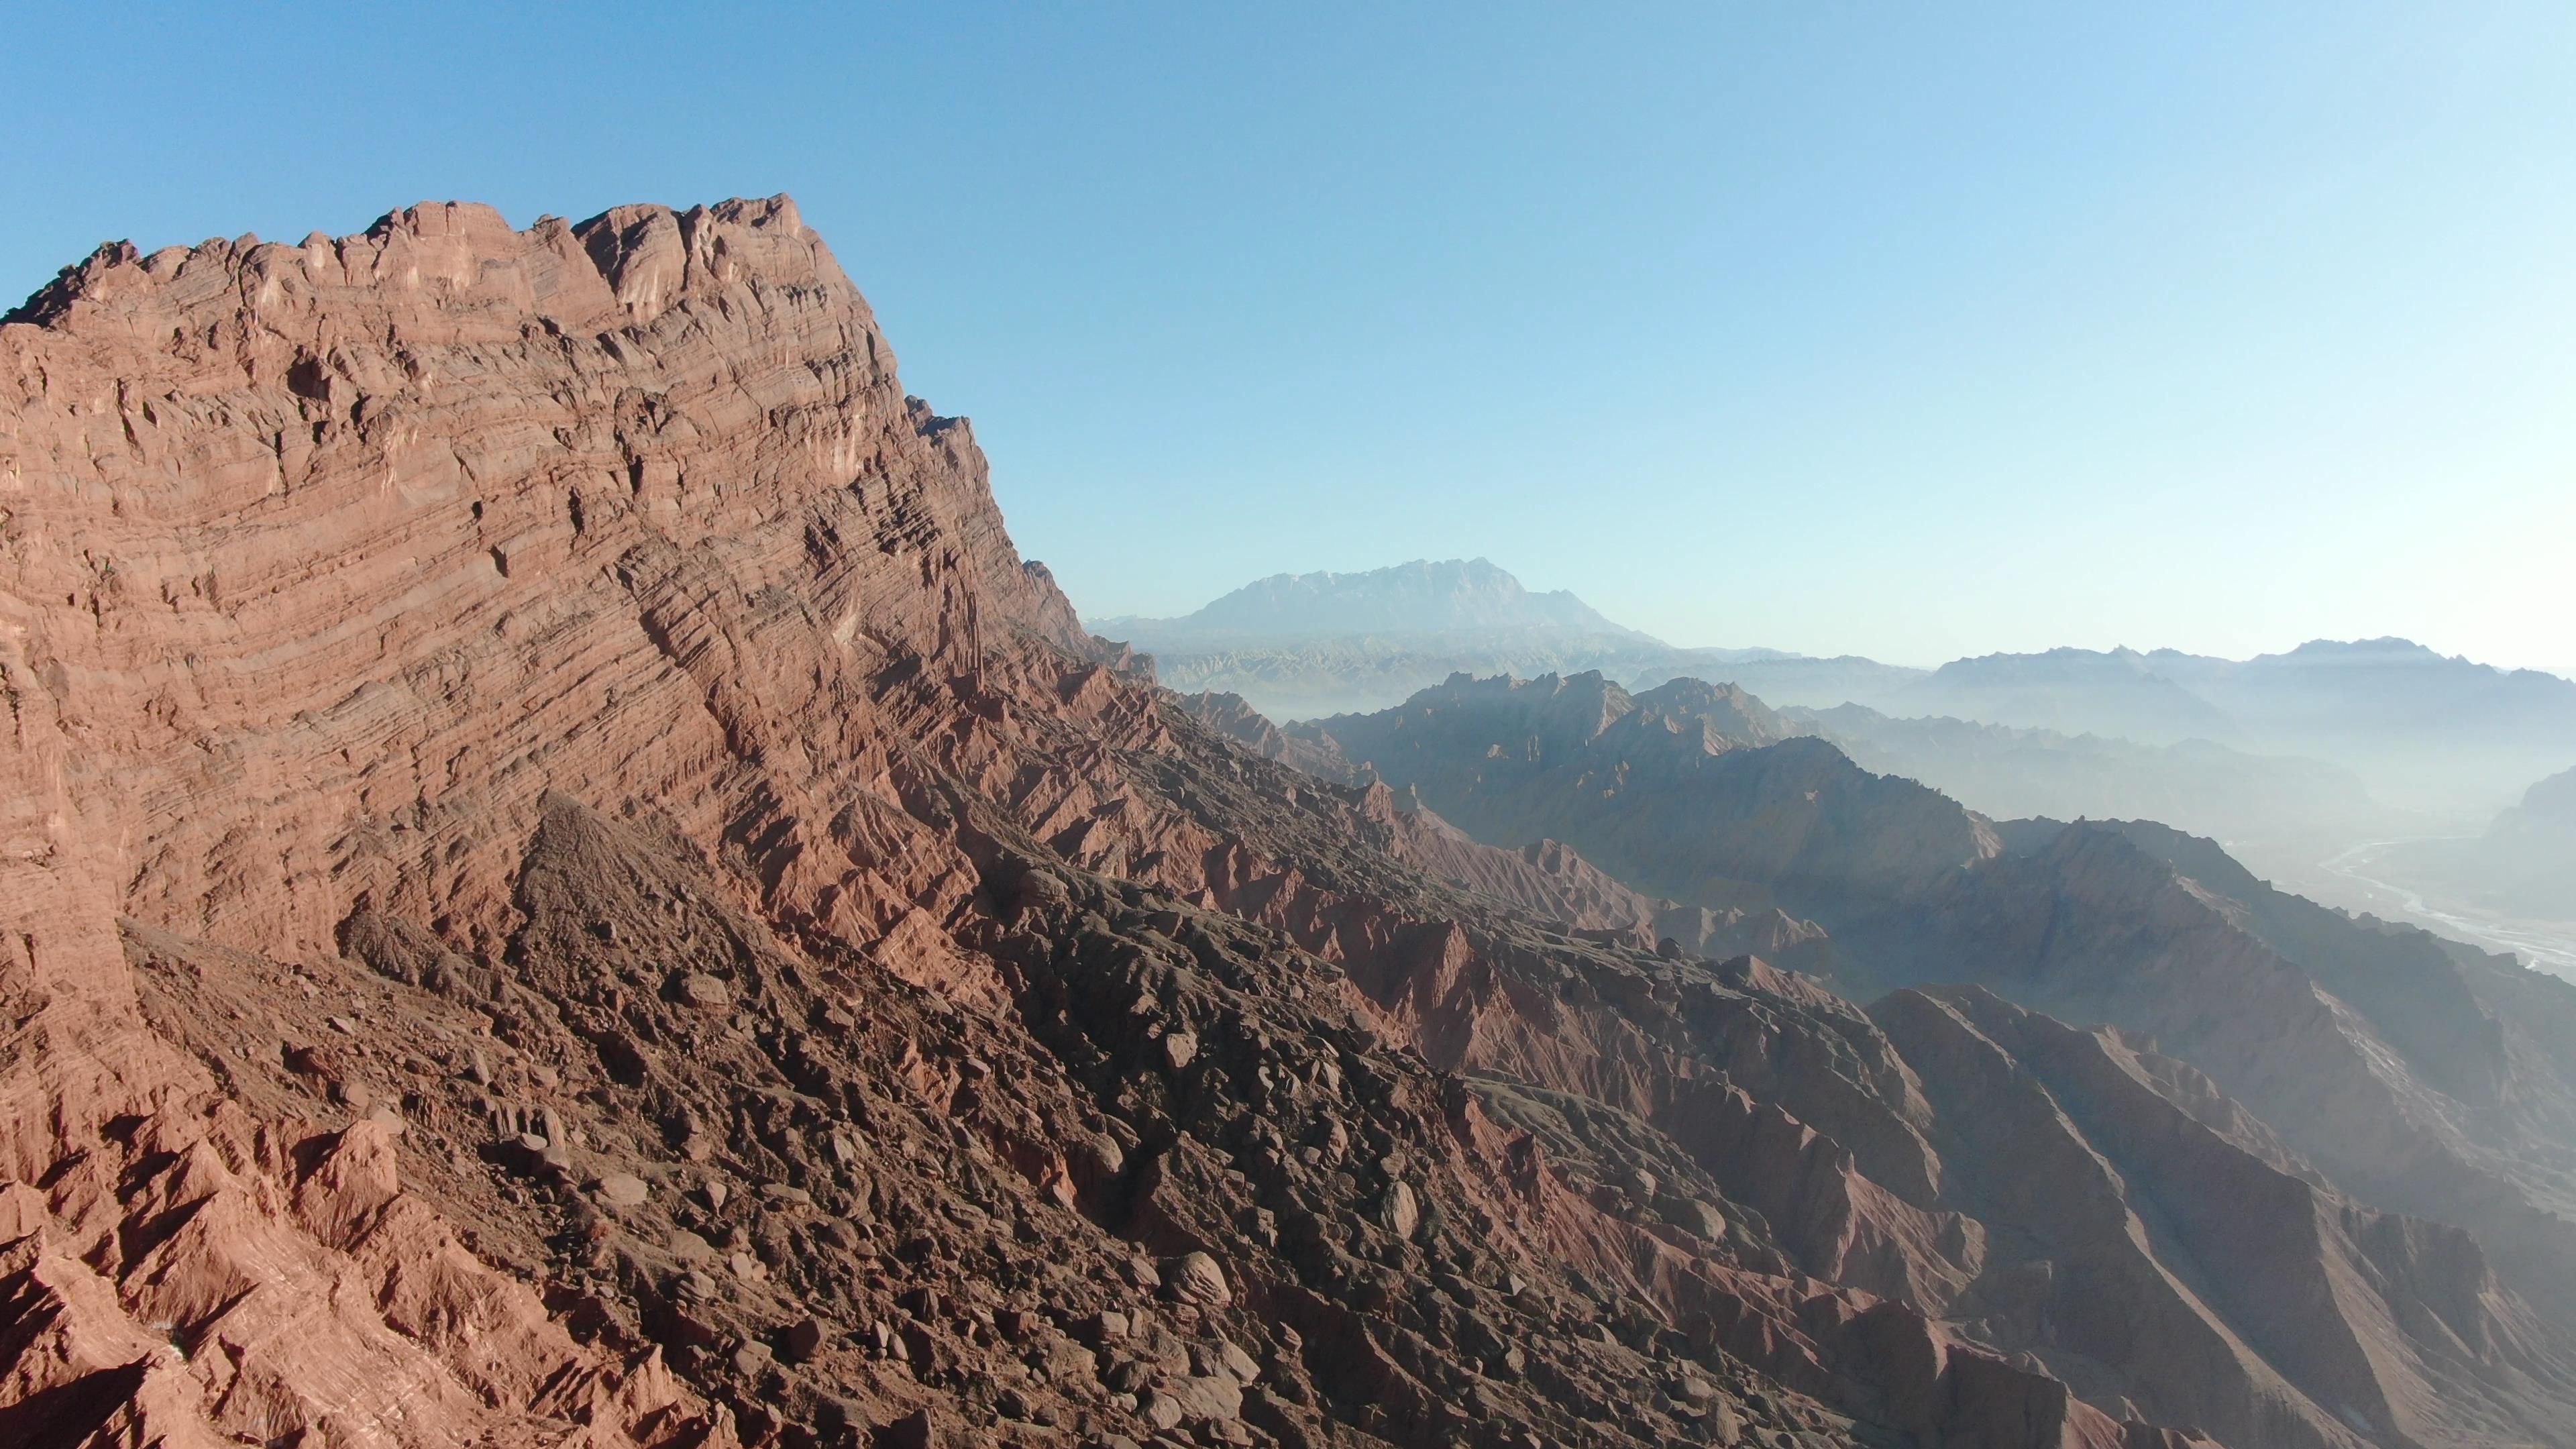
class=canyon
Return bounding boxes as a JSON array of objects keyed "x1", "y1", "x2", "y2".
[{"x1": 5, "y1": 197, "x2": 2573, "y2": 1449}]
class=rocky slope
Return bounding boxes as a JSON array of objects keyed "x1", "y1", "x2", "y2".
[
  {"x1": 1303, "y1": 672, "x2": 2576, "y2": 1445},
  {"x1": 7, "y1": 198, "x2": 2569, "y2": 1449}
]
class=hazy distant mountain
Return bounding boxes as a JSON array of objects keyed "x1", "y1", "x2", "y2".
[
  {"x1": 2379, "y1": 765, "x2": 2576, "y2": 922},
  {"x1": 1881, "y1": 646, "x2": 2243, "y2": 745},
  {"x1": 1097, "y1": 563, "x2": 2570, "y2": 820},
  {"x1": 2487, "y1": 766, "x2": 2576, "y2": 917},
  {"x1": 2151, "y1": 638, "x2": 2576, "y2": 811},
  {"x1": 1096, "y1": 558, "x2": 1924, "y2": 720},
  {"x1": 1789, "y1": 702, "x2": 2400, "y2": 866},
  {"x1": 1097, "y1": 556, "x2": 1649, "y2": 641},
  {"x1": 1882, "y1": 637, "x2": 2576, "y2": 814}
]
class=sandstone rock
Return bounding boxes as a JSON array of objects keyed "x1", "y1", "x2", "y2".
[
  {"x1": 678, "y1": 973, "x2": 732, "y2": 1012},
  {"x1": 1161, "y1": 1372, "x2": 1244, "y2": 1423},
  {"x1": 783, "y1": 1316, "x2": 828, "y2": 1363},
  {"x1": 592, "y1": 1172, "x2": 648, "y2": 1207},
  {"x1": 1167, "y1": 1252, "x2": 1229, "y2": 1308},
  {"x1": 1139, "y1": 1390, "x2": 1185, "y2": 1432},
  {"x1": 1379, "y1": 1180, "x2": 1419, "y2": 1239}
]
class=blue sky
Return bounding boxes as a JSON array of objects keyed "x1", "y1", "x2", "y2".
[{"x1": 7, "y1": 3, "x2": 2571, "y2": 669}]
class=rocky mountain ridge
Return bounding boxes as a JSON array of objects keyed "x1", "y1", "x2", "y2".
[
  {"x1": 1296, "y1": 669, "x2": 2576, "y2": 1443},
  {"x1": 6, "y1": 197, "x2": 2571, "y2": 1449}
]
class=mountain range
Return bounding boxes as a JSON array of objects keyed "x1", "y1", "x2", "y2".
[
  {"x1": 1099, "y1": 559, "x2": 1921, "y2": 724},
  {"x1": 1109, "y1": 561, "x2": 2576, "y2": 828},
  {"x1": 7, "y1": 196, "x2": 2575, "y2": 1449}
]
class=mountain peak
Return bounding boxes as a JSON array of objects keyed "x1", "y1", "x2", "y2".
[
  {"x1": 1104, "y1": 557, "x2": 1653, "y2": 643},
  {"x1": 2277, "y1": 636, "x2": 2443, "y2": 661}
]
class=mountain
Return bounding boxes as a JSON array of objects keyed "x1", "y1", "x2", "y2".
[
  {"x1": 1101, "y1": 560, "x2": 1925, "y2": 721},
  {"x1": 1134, "y1": 574, "x2": 2573, "y2": 827},
  {"x1": 1787, "y1": 702, "x2": 2404, "y2": 868},
  {"x1": 0, "y1": 197, "x2": 2169, "y2": 1449},
  {"x1": 1099, "y1": 557, "x2": 1650, "y2": 641},
  {"x1": 1881, "y1": 647, "x2": 2245, "y2": 746},
  {"x1": 2373, "y1": 766, "x2": 2576, "y2": 924},
  {"x1": 11, "y1": 197, "x2": 2576, "y2": 1449},
  {"x1": 1301, "y1": 670, "x2": 2576, "y2": 1444},
  {"x1": 2491, "y1": 766, "x2": 2576, "y2": 912},
  {"x1": 1877, "y1": 639, "x2": 2576, "y2": 817},
  {"x1": 2151, "y1": 639, "x2": 2576, "y2": 814}
]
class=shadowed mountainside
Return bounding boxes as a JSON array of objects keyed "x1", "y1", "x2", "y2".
[{"x1": 1300, "y1": 671, "x2": 2576, "y2": 1446}]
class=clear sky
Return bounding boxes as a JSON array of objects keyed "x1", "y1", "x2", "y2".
[{"x1": 7, "y1": 3, "x2": 2572, "y2": 671}]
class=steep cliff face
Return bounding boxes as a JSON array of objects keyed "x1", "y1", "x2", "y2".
[
  {"x1": 2, "y1": 196, "x2": 1099, "y2": 971},
  {"x1": 7, "y1": 199, "x2": 2569, "y2": 1449}
]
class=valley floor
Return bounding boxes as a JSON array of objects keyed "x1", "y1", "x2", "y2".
[{"x1": 2290, "y1": 838, "x2": 2576, "y2": 981}]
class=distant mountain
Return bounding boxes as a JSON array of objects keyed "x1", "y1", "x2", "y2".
[
  {"x1": 1882, "y1": 646, "x2": 2243, "y2": 745},
  {"x1": 2379, "y1": 765, "x2": 2576, "y2": 922},
  {"x1": 1097, "y1": 559, "x2": 1925, "y2": 720},
  {"x1": 1788, "y1": 702, "x2": 2400, "y2": 861},
  {"x1": 2152, "y1": 638, "x2": 2576, "y2": 811},
  {"x1": 1882, "y1": 637, "x2": 2576, "y2": 815},
  {"x1": 1097, "y1": 556, "x2": 1650, "y2": 641},
  {"x1": 1097, "y1": 564, "x2": 2570, "y2": 820}
]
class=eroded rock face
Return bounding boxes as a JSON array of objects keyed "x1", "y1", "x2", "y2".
[{"x1": 5, "y1": 198, "x2": 2567, "y2": 1449}]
